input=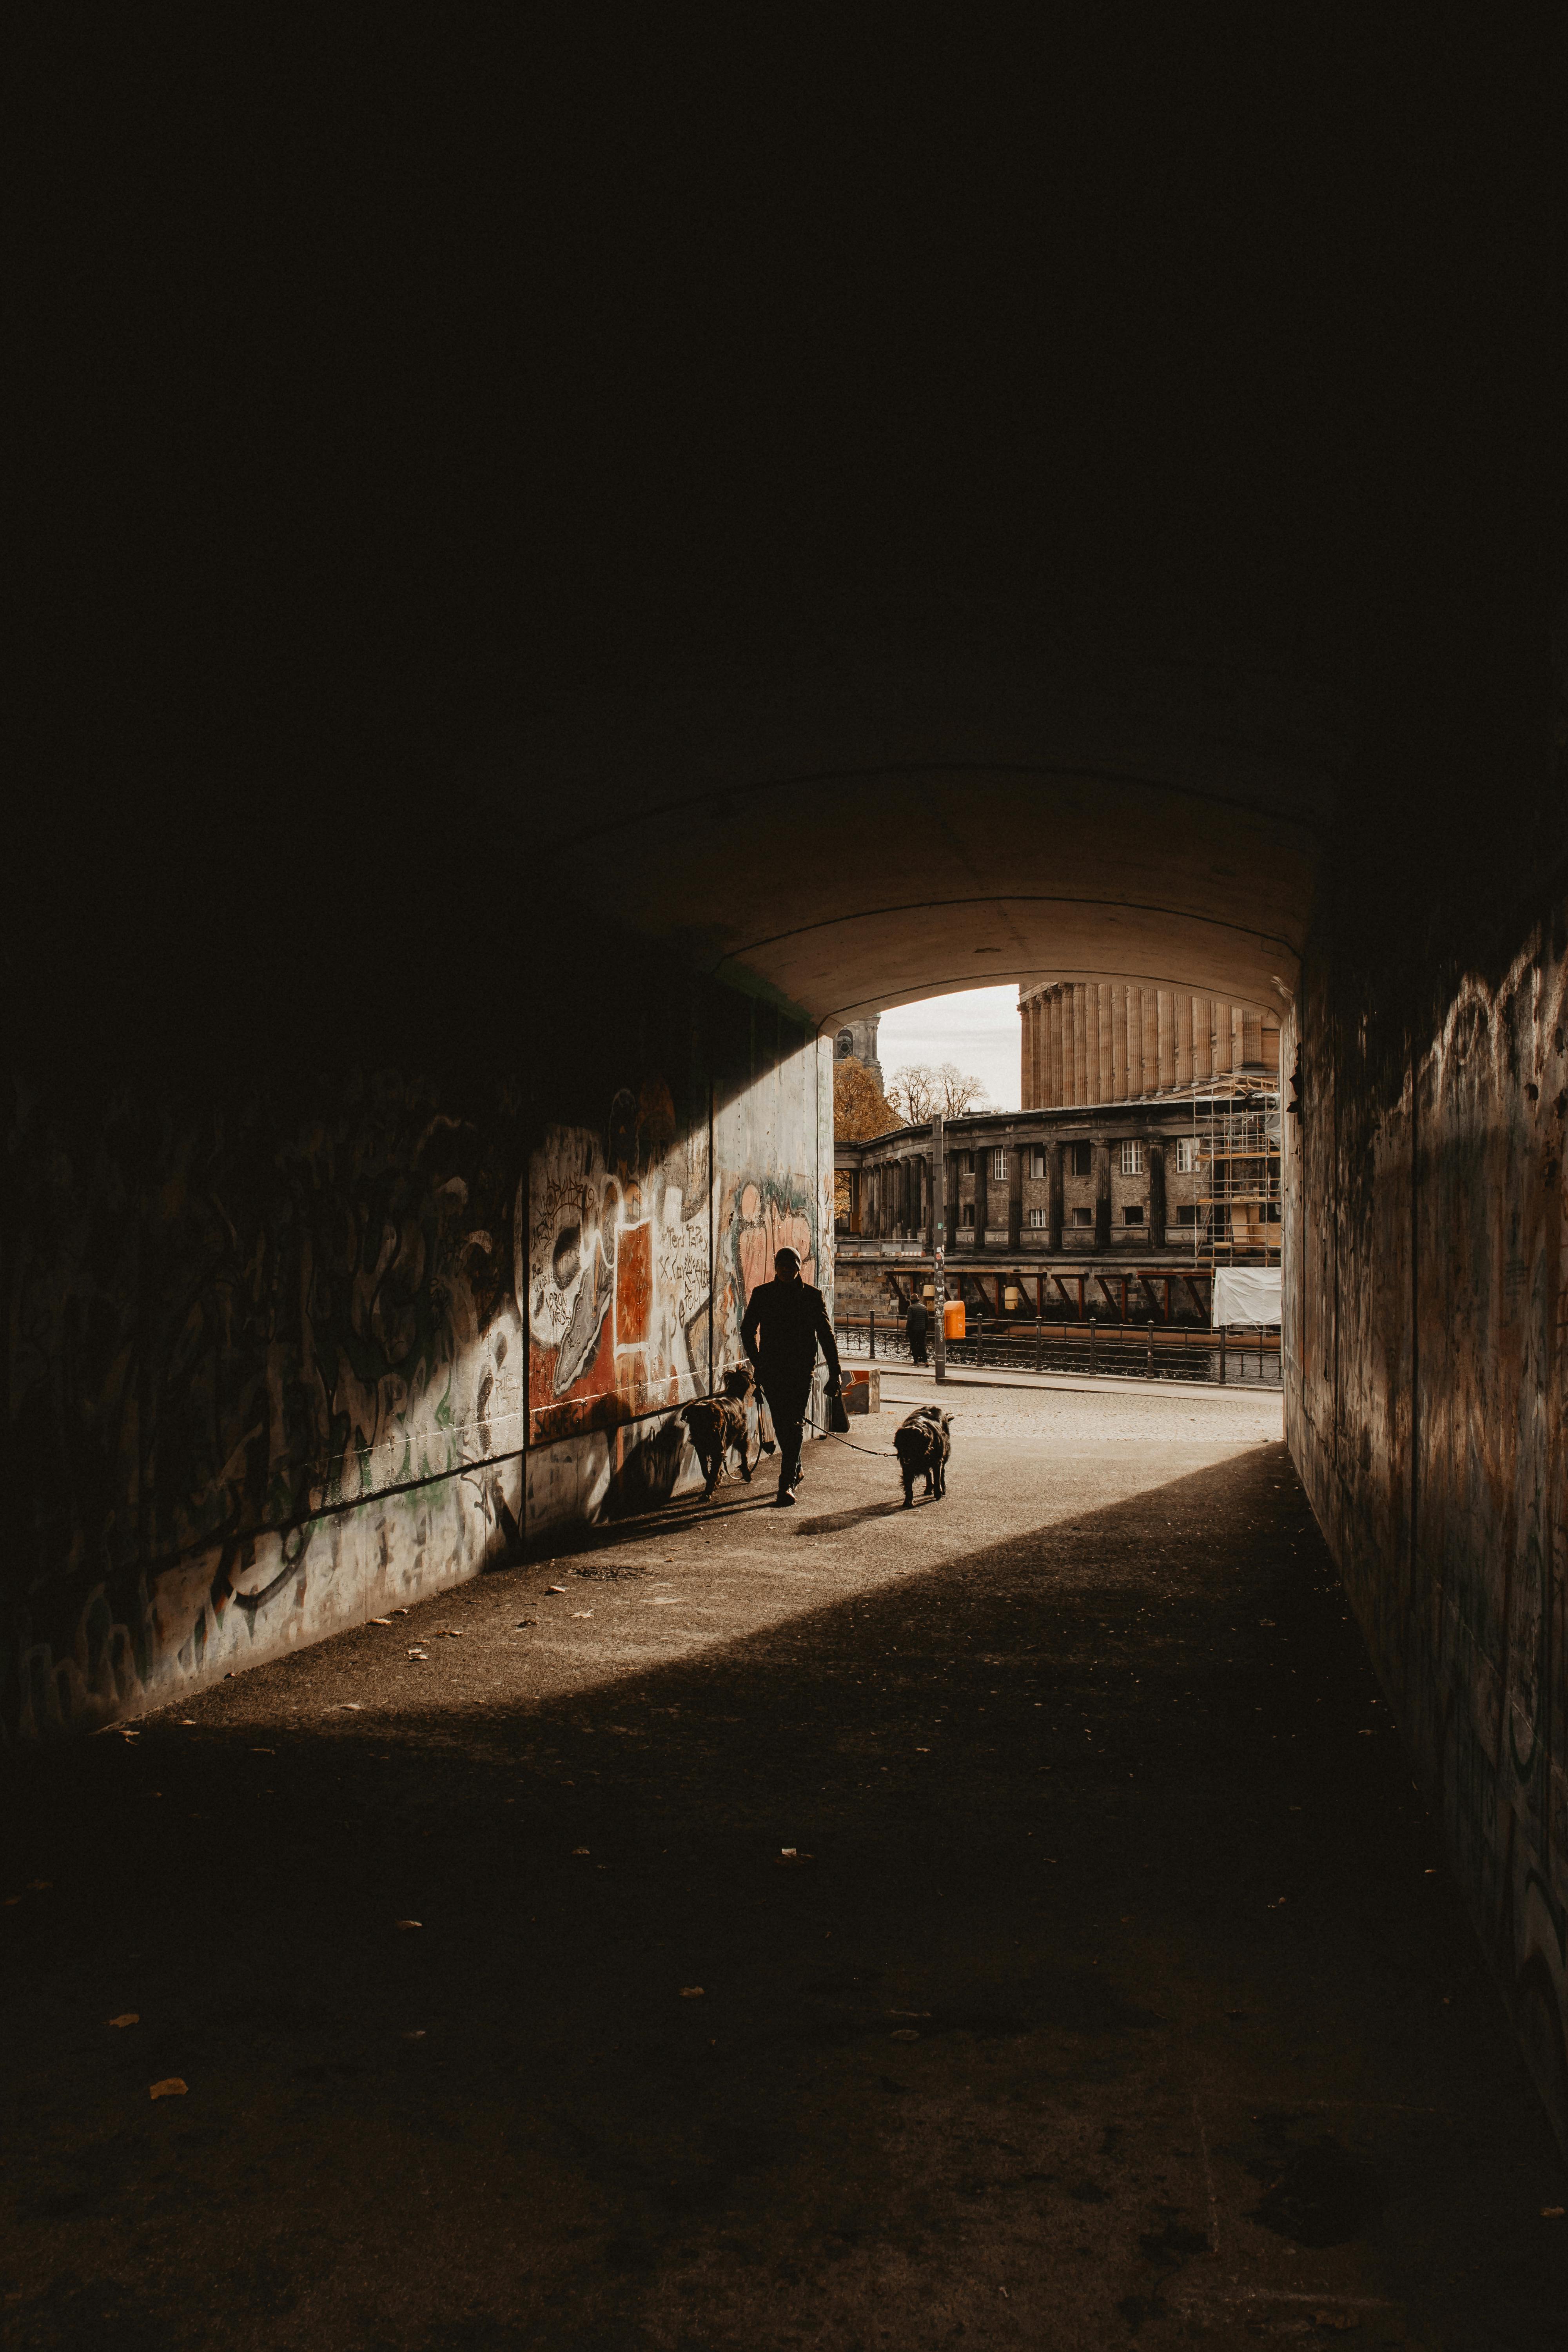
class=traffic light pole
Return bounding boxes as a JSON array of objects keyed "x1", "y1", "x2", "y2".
[{"x1": 932, "y1": 1112, "x2": 946, "y2": 1384}]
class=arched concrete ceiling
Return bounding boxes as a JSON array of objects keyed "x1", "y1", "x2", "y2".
[{"x1": 516, "y1": 652, "x2": 1343, "y2": 1026}]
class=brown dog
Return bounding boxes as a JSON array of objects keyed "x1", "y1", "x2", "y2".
[{"x1": 679, "y1": 1364, "x2": 760, "y2": 1501}]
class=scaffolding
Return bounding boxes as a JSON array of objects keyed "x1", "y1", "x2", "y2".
[{"x1": 1190, "y1": 1078, "x2": 1282, "y2": 1268}]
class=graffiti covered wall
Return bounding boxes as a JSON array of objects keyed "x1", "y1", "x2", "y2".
[
  {"x1": 1, "y1": 1071, "x2": 527, "y2": 1744},
  {"x1": 524, "y1": 1014, "x2": 833, "y2": 1533},
  {"x1": 2, "y1": 990, "x2": 834, "y2": 1739},
  {"x1": 1287, "y1": 891, "x2": 1568, "y2": 2149}
]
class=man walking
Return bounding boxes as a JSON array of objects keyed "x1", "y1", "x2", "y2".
[
  {"x1": 741, "y1": 1246, "x2": 842, "y2": 1506},
  {"x1": 905, "y1": 1293, "x2": 929, "y2": 1366}
]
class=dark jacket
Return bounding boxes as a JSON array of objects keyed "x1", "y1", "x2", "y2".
[
  {"x1": 905, "y1": 1301, "x2": 929, "y2": 1341},
  {"x1": 741, "y1": 1279, "x2": 841, "y2": 1398}
]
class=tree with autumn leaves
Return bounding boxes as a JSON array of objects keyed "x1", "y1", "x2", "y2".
[{"x1": 833, "y1": 1056, "x2": 991, "y2": 1220}]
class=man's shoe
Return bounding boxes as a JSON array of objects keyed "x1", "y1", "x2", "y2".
[{"x1": 774, "y1": 1486, "x2": 797, "y2": 1507}]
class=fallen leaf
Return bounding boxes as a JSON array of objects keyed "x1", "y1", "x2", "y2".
[
  {"x1": 108, "y1": 2013, "x2": 139, "y2": 2028},
  {"x1": 680, "y1": 1986, "x2": 705, "y2": 1998},
  {"x1": 27, "y1": 1881, "x2": 51, "y2": 1892},
  {"x1": 1543, "y1": 2205, "x2": 1565, "y2": 2218},
  {"x1": 403, "y1": 2029, "x2": 426, "y2": 2041},
  {"x1": 391, "y1": 1606, "x2": 410, "y2": 1615},
  {"x1": 546, "y1": 1584, "x2": 567, "y2": 1594},
  {"x1": 889, "y1": 2028, "x2": 920, "y2": 2042},
  {"x1": 515, "y1": 1619, "x2": 537, "y2": 1628},
  {"x1": 571, "y1": 1610, "x2": 593, "y2": 1619},
  {"x1": 180, "y1": 1719, "x2": 197, "y2": 1726},
  {"x1": 3, "y1": 1896, "x2": 22, "y2": 1906},
  {"x1": 339, "y1": 1702, "x2": 364, "y2": 1712},
  {"x1": 369, "y1": 1617, "x2": 392, "y2": 1626},
  {"x1": 1259, "y1": 1618, "x2": 1276, "y2": 1627},
  {"x1": 149, "y1": 2077, "x2": 187, "y2": 2100},
  {"x1": 396, "y1": 1919, "x2": 422, "y2": 1931},
  {"x1": 250, "y1": 1748, "x2": 274, "y2": 1756},
  {"x1": 573, "y1": 1847, "x2": 591, "y2": 1857}
]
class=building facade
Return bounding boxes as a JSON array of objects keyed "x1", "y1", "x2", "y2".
[{"x1": 1018, "y1": 982, "x2": 1279, "y2": 1106}]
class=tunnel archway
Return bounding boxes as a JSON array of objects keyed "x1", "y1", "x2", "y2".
[{"x1": 7, "y1": 7, "x2": 1565, "y2": 2162}]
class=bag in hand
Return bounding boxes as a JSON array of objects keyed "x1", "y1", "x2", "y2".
[{"x1": 828, "y1": 1387, "x2": 851, "y2": 1436}]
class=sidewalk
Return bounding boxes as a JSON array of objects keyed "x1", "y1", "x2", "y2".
[{"x1": 842, "y1": 1354, "x2": 1284, "y2": 1404}]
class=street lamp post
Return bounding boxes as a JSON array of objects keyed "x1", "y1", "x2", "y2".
[{"x1": 933, "y1": 1112, "x2": 946, "y2": 1384}]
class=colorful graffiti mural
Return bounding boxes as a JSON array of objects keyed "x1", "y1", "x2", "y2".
[
  {"x1": 3, "y1": 1006, "x2": 834, "y2": 1732},
  {"x1": 524, "y1": 1036, "x2": 833, "y2": 1534}
]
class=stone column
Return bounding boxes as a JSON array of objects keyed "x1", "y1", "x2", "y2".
[
  {"x1": 972, "y1": 1140, "x2": 988, "y2": 1250},
  {"x1": 1093, "y1": 1140, "x2": 1112, "y2": 1253},
  {"x1": 1049, "y1": 990, "x2": 1064, "y2": 1108},
  {"x1": 1020, "y1": 998, "x2": 1034, "y2": 1109},
  {"x1": 1211, "y1": 1000, "x2": 1232, "y2": 1077},
  {"x1": 1098, "y1": 983, "x2": 1114, "y2": 1102},
  {"x1": 1031, "y1": 1001, "x2": 1045, "y2": 1109},
  {"x1": 1147, "y1": 1138, "x2": 1167, "y2": 1249},
  {"x1": 1111, "y1": 982, "x2": 1129, "y2": 1100},
  {"x1": 1157, "y1": 990, "x2": 1175, "y2": 1089},
  {"x1": 1232, "y1": 1005, "x2": 1245, "y2": 1069},
  {"x1": 1175, "y1": 994, "x2": 1193, "y2": 1087},
  {"x1": 1192, "y1": 994, "x2": 1211, "y2": 1085},
  {"x1": 1047, "y1": 1139, "x2": 1064, "y2": 1252},
  {"x1": 1242, "y1": 1008, "x2": 1262, "y2": 1066},
  {"x1": 946, "y1": 1148, "x2": 962, "y2": 1252},
  {"x1": 1142, "y1": 990, "x2": 1160, "y2": 1096},
  {"x1": 1083, "y1": 985, "x2": 1100, "y2": 1107},
  {"x1": 1123, "y1": 986, "x2": 1141, "y2": 1098},
  {"x1": 1067, "y1": 987, "x2": 1082, "y2": 1105}
]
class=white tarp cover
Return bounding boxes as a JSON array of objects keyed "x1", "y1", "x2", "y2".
[{"x1": 1211, "y1": 1267, "x2": 1283, "y2": 1327}]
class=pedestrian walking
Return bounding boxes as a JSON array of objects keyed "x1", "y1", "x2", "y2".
[
  {"x1": 741, "y1": 1247, "x2": 842, "y2": 1505},
  {"x1": 906, "y1": 1295, "x2": 929, "y2": 1366}
]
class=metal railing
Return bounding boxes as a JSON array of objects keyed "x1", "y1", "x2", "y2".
[{"x1": 834, "y1": 1314, "x2": 1282, "y2": 1388}]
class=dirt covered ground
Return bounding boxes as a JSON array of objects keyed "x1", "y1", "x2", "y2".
[{"x1": 4, "y1": 1381, "x2": 1565, "y2": 2349}]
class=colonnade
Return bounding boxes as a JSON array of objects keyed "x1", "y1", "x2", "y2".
[{"x1": 1019, "y1": 983, "x2": 1274, "y2": 1109}]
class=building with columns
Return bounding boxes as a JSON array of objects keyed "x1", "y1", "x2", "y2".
[
  {"x1": 1018, "y1": 982, "x2": 1278, "y2": 1106},
  {"x1": 834, "y1": 982, "x2": 1283, "y2": 1321}
]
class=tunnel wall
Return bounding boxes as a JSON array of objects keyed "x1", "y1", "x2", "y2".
[
  {"x1": 0, "y1": 979, "x2": 830, "y2": 1743},
  {"x1": 1287, "y1": 882, "x2": 1568, "y2": 2145}
]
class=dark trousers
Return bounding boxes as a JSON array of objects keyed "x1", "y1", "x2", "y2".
[
  {"x1": 908, "y1": 1334, "x2": 928, "y2": 1365},
  {"x1": 760, "y1": 1374, "x2": 811, "y2": 1490}
]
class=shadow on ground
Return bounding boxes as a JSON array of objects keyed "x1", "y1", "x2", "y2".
[{"x1": 3, "y1": 1445, "x2": 1565, "y2": 2349}]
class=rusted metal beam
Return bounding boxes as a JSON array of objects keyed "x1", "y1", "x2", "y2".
[{"x1": 1133, "y1": 1269, "x2": 1162, "y2": 1319}]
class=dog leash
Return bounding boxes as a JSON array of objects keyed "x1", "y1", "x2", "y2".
[{"x1": 804, "y1": 1402, "x2": 913, "y2": 1460}]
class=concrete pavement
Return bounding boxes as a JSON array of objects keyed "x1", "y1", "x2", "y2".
[{"x1": 3, "y1": 1383, "x2": 1564, "y2": 2349}]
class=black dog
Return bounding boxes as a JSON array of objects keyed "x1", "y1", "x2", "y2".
[
  {"x1": 894, "y1": 1404, "x2": 952, "y2": 1505},
  {"x1": 679, "y1": 1364, "x2": 759, "y2": 1501}
]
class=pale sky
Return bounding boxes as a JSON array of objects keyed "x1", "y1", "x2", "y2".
[{"x1": 875, "y1": 985, "x2": 1022, "y2": 1113}]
